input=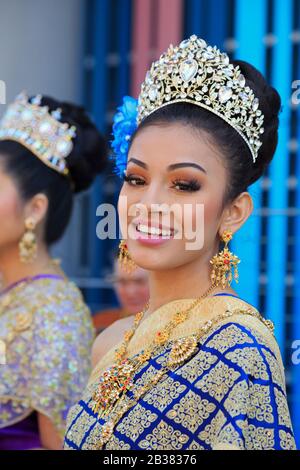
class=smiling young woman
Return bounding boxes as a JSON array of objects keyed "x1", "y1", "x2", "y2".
[{"x1": 64, "y1": 36, "x2": 296, "y2": 450}]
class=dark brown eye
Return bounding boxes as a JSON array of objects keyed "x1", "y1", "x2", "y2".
[
  {"x1": 122, "y1": 174, "x2": 145, "y2": 186},
  {"x1": 172, "y1": 179, "x2": 201, "y2": 192}
]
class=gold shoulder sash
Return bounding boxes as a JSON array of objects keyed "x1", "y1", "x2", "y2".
[{"x1": 88, "y1": 295, "x2": 280, "y2": 386}]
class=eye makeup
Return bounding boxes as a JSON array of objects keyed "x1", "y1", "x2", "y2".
[{"x1": 122, "y1": 173, "x2": 201, "y2": 192}]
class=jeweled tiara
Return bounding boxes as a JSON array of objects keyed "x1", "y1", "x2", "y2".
[
  {"x1": 0, "y1": 91, "x2": 76, "y2": 175},
  {"x1": 137, "y1": 35, "x2": 265, "y2": 163}
]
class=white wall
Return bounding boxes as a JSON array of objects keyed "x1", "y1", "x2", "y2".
[
  {"x1": 0, "y1": 0, "x2": 87, "y2": 277},
  {"x1": 0, "y1": 0, "x2": 85, "y2": 108}
]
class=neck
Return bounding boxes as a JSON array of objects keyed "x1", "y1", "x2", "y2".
[
  {"x1": 145, "y1": 247, "x2": 236, "y2": 318},
  {"x1": 0, "y1": 242, "x2": 59, "y2": 290}
]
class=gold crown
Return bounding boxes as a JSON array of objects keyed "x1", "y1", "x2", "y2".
[
  {"x1": 0, "y1": 91, "x2": 76, "y2": 175},
  {"x1": 137, "y1": 35, "x2": 264, "y2": 163}
]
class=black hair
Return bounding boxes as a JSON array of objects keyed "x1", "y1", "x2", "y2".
[
  {"x1": 129, "y1": 60, "x2": 281, "y2": 209},
  {"x1": 0, "y1": 95, "x2": 108, "y2": 245}
]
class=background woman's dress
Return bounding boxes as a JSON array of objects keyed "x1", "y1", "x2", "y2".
[{"x1": 0, "y1": 274, "x2": 95, "y2": 450}]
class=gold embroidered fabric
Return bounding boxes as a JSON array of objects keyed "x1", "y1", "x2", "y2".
[
  {"x1": 64, "y1": 296, "x2": 296, "y2": 450},
  {"x1": 0, "y1": 276, "x2": 95, "y2": 437}
]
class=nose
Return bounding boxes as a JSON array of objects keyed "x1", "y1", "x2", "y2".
[
  {"x1": 140, "y1": 180, "x2": 164, "y2": 207},
  {"x1": 135, "y1": 182, "x2": 170, "y2": 218},
  {"x1": 127, "y1": 179, "x2": 176, "y2": 235},
  {"x1": 133, "y1": 202, "x2": 170, "y2": 225}
]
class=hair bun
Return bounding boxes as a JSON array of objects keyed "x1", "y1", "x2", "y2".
[
  {"x1": 40, "y1": 96, "x2": 108, "y2": 192},
  {"x1": 231, "y1": 60, "x2": 281, "y2": 185}
]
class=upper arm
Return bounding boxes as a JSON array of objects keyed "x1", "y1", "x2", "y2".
[
  {"x1": 29, "y1": 298, "x2": 95, "y2": 436},
  {"x1": 37, "y1": 413, "x2": 63, "y2": 450}
]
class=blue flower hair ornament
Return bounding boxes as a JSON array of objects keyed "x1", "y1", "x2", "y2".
[{"x1": 109, "y1": 95, "x2": 138, "y2": 177}]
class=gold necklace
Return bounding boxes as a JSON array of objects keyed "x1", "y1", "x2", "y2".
[
  {"x1": 95, "y1": 305, "x2": 274, "y2": 449},
  {"x1": 91, "y1": 282, "x2": 218, "y2": 417}
]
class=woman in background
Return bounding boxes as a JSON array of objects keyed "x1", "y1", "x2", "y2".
[
  {"x1": 92, "y1": 249, "x2": 149, "y2": 335},
  {"x1": 0, "y1": 92, "x2": 107, "y2": 449}
]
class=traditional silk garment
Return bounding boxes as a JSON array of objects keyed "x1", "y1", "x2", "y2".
[
  {"x1": 0, "y1": 274, "x2": 95, "y2": 449},
  {"x1": 64, "y1": 293, "x2": 296, "y2": 450}
]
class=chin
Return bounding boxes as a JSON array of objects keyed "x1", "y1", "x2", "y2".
[{"x1": 134, "y1": 257, "x2": 178, "y2": 273}]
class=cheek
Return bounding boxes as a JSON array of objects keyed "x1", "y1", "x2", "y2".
[
  {"x1": 117, "y1": 286, "x2": 129, "y2": 301},
  {"x1": 115, "y1": 285, "x2": 123, "y2": 297},
  {"x1": 118, "y1": 184, "x2": 139, "y2": 238},
  {"x1": 0, "y1": 188, "x2": 24, "y2": 243},
  {"x1": 184, "y1": 189, "x2": 223, "y2": 244},
  {"x1": 202, "y1": 196, "x2": 221, "y2": 229},
  {"x1": 140, "y1": 285, "x2": 150, "y2": 298},
  {"x1": 118, "y1": 185, "x2": 129, "y2": 236}
]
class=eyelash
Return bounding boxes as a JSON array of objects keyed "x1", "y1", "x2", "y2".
[{"x1": 122, "y1": 174, "x2": 201, "y2": 192}]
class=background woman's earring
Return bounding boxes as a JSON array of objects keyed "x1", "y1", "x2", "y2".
[
  {"x1": 19, "y1": 217, "x2": 37, "y2": 263},
  {"x1": 118, "y1": 240, "x2": 137, "y2": 273},
  {"x1": 209, "y1": 229, "x2": 240, "y2": 289}
]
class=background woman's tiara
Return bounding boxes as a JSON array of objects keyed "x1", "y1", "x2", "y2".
[
  {"x1": 137, "y1": 35, "x2": 264, "y2": 163},
  {"x1": 0, "y1": 91, "x2": 76, "y2": 175}
]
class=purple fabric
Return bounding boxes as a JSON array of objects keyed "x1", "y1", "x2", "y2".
[
  {"x1": 0, "y1": 274, "x2": 64, "y2": 297},
  {"x1": 212, "y1": 293, "x2": 239, "y2": 298},
  {"x1": 0, "y1": 275, "x2": 94, "y2": 450},
  {"x1": 0, "y1": 412, "x2": 41, "y2": 450}
]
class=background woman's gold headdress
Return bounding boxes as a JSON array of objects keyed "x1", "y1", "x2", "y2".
[{"x1": 0, "y1": 91, "x2": 76, "y2": 175}]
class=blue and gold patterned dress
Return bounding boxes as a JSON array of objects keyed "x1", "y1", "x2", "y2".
[
  {"x1": 64, "y1": 293, "x2": 296, "y2": 450},
  {"x1": 0, "y1": 274, "x2": 95, "y2": 449}
]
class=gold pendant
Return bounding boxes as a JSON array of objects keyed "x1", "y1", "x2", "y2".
[
  {"x1": 14, "y1": 312, "x2": 33, "y2": 332},
  {"x1": 92, "y1": 358, "x2": 136, "y2": 416},
  {"x1": 167, "y1": 335, "x2": 198, "y2": 367}
]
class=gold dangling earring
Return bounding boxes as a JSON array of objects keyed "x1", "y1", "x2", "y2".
[
  {"x1": 19, "y1": 217, "x2": 37, "y2": 263},
  {"x1": 209, "y1": 229, "x2": 240, "y2": 289},
  {"x1": 118, "y1": 240, "x2": 137, "y2": 273}
]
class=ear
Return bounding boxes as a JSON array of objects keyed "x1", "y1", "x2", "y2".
[
  {"x1": 219, "y1": 191, "x2": 253, "y2": 235},
  {"x1": 24, "y1": 193, "x2": 49, "y2": 226}
]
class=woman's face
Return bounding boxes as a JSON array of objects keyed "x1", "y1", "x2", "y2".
[
  {"x1": 118, "y1": 122, "x2": 229, "y2": 271},
  {"x1": 113, "y1": 260, "x2": 150, "y2": 313},
  {"x1": 0, "y1": 162, "x2": 26, "y2": 252}
]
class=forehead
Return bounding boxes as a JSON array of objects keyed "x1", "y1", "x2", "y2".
[
  {"x1": 0, "y1": 159, "x2": 15, "y2": 185},
  {"x1": 128, "y1": 122, "x2": 225, "y2": 174}
]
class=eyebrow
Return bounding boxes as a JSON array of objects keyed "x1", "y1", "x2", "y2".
[{"x1": 127, "y1": 157, "x2": 207, "y2": 174}]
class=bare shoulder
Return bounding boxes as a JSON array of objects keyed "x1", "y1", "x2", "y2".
[{"x1": 91, "y1": 315, "x2": 135, "y2": 368}]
